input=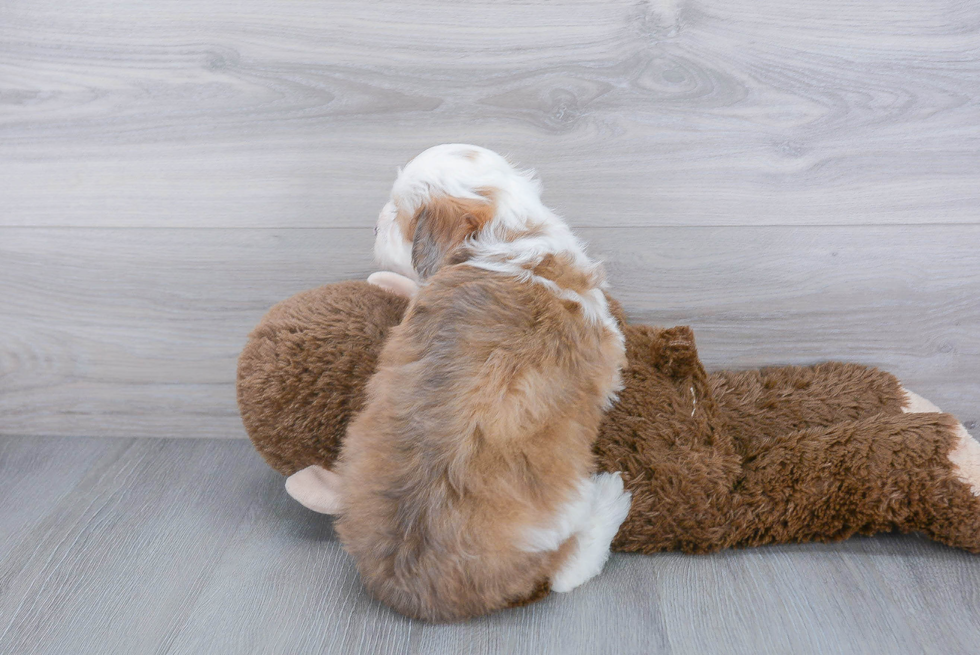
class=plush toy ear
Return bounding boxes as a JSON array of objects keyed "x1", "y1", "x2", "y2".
[
  {"x1": 366, "y1": 271, "x2": 420, "y2": 298},
  {"x1": 410, "y1": 196, "x2": 494, "y2": 279},
  {"x1": 284, "y1": 465, "x2": 343, "y2": 514}
]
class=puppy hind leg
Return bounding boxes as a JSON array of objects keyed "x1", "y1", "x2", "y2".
[{"x1": 550, "y1": 472, "x2": 631, "y2": 593}]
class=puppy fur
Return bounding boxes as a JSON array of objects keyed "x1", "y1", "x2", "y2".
[{"x1": 336, "y1": 145, "x2": 630, "y2": 621}]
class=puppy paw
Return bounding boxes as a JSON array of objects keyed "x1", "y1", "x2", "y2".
[
  {"x1": 589, "y1": 472, "x2": 632, "y2": 530},
  {"x1": 551, "y1": 472, "x2": 631, "y2": 593},
  {"x1": 367, "y1": 271, "x2": 420, "y2": 299}
]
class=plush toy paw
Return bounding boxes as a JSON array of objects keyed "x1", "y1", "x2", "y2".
[
  {"x1": 285, "y1": 465, "x2": 343, "y2": 514},
  {"x1": 900, "y1": 386, "x2": 980, "y2": 497},
  {"x1": 367, "y1": 271, "x2": 420, "y2": 299},
  {"x1": 949, "y1": 423, "x2": 980, "y2": 497},
  {"x1": 900, "y1": 386, "x2": 943, "y2": 414}
]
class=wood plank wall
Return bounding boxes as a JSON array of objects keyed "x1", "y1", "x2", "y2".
[{"x1": 2, "y1": 0, "x2": 978, "y2": 438}]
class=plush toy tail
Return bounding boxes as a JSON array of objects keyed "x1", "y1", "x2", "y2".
[{"x1": 728, "y1": 412, "x2": 980, "y2": 553}]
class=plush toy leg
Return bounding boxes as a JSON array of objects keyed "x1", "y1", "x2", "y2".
[
  {"x1": 710, "y1": 363, "x2": 908, "y2": 451},
  {"x1": 367, "y1": 271, "x2": 420, "y2": 299},
  {"x1": 949, "y1": 424, "x2": 980, "y2": 497},
  {"x1": 901, "y1": 386, "x2": 943, "y2": 413},
  {"x1": 900, "y1": 386, "x2": 980, "y2": 496},
  {"x1": 285, "y1": 465, "x2": 343, "y2": 514},
  {"x1": 729, "y1": 412, "x2": 980, "y2": 553}
]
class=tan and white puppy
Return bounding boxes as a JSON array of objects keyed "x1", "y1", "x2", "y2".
[{"x1": 332, "y1": 144, "x2": 631, "y2": 621}]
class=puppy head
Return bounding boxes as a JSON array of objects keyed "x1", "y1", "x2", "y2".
[
  {"x1": 374, "y1": 144, "x2": 544, "y2": 281},
  {"x1": 374, "y1": 193, "x2": 494, "y2": 282}
]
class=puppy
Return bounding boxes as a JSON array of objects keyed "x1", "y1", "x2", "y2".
[{"x1": 335, "y1": 144, "x2": 631, "y2": 622}]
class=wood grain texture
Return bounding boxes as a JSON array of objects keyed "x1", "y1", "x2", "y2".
[
  {"x1": 2, "y1": 0, "x2": 979, "y2": 227},
  {"x1": 1, "y1": 225, "x2": 976, "y2": 438},
  {"x1": 0, "y1": 436, "x2": 120, "y2": 562},
  {"x1": 2, "y1": 1, "x2": 978, "y2": 650},
  {"x1": 2, "y1": 435, "x2": 980, "y2": 655}
]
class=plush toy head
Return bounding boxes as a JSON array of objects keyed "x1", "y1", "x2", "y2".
[{"x1": 237, "y1": 281, "x2": 407, "y2": 476}]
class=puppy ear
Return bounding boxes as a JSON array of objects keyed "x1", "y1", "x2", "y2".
[{"x1": 411, "y1": 196, "x2": 494, "y2": 279}]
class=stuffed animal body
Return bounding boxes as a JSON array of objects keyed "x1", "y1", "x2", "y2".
[{"x1": 237, "y1": 280, "x2": 980, "y2": 604}]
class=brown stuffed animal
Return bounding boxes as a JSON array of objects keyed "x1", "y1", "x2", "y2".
[{"x1": 237, "y1": 278, "x2": 980, "y2": 590}]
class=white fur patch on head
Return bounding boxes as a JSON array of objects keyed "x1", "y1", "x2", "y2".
[
  {"x1": 373, "y1": 144, "x2": 591, "y2": 279},
  {"x1": 374, "y1": 201, "x2": 417, "y2": 281},
  {"x1": 390, "y1": 144, "x2": 542, "y2": 227},
  {"x1": 373, "y1": 144, "x2": 621, "y2": 335},
  {"x1": 373, "y1": 144, "x2": 544, "y2": 279}
]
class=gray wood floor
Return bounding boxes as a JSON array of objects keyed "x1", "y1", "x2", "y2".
[
  {"x1": 3, "y1": 434, "x2": 980, "y2": 655},
  {"x1": 2, "y1": 0, "x2": 980, "y2": 651}
]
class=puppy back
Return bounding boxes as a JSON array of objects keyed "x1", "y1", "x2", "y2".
[{"x1": 337, "y1": 265, "x2": 622, "y2": 620}]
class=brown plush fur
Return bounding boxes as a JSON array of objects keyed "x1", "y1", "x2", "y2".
[
  {"x1": 238, "y1": 281, "x2": 980, "y2": 602},
  {"x1": 335, "y1": 265, "x2": 623, "y2": 622},
  {"x1": 237, "y1": 282, "x2": 408, "y2": 474},
  {"x1": 597, "y1": 326, "x2": 980, "y2": 554}
]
